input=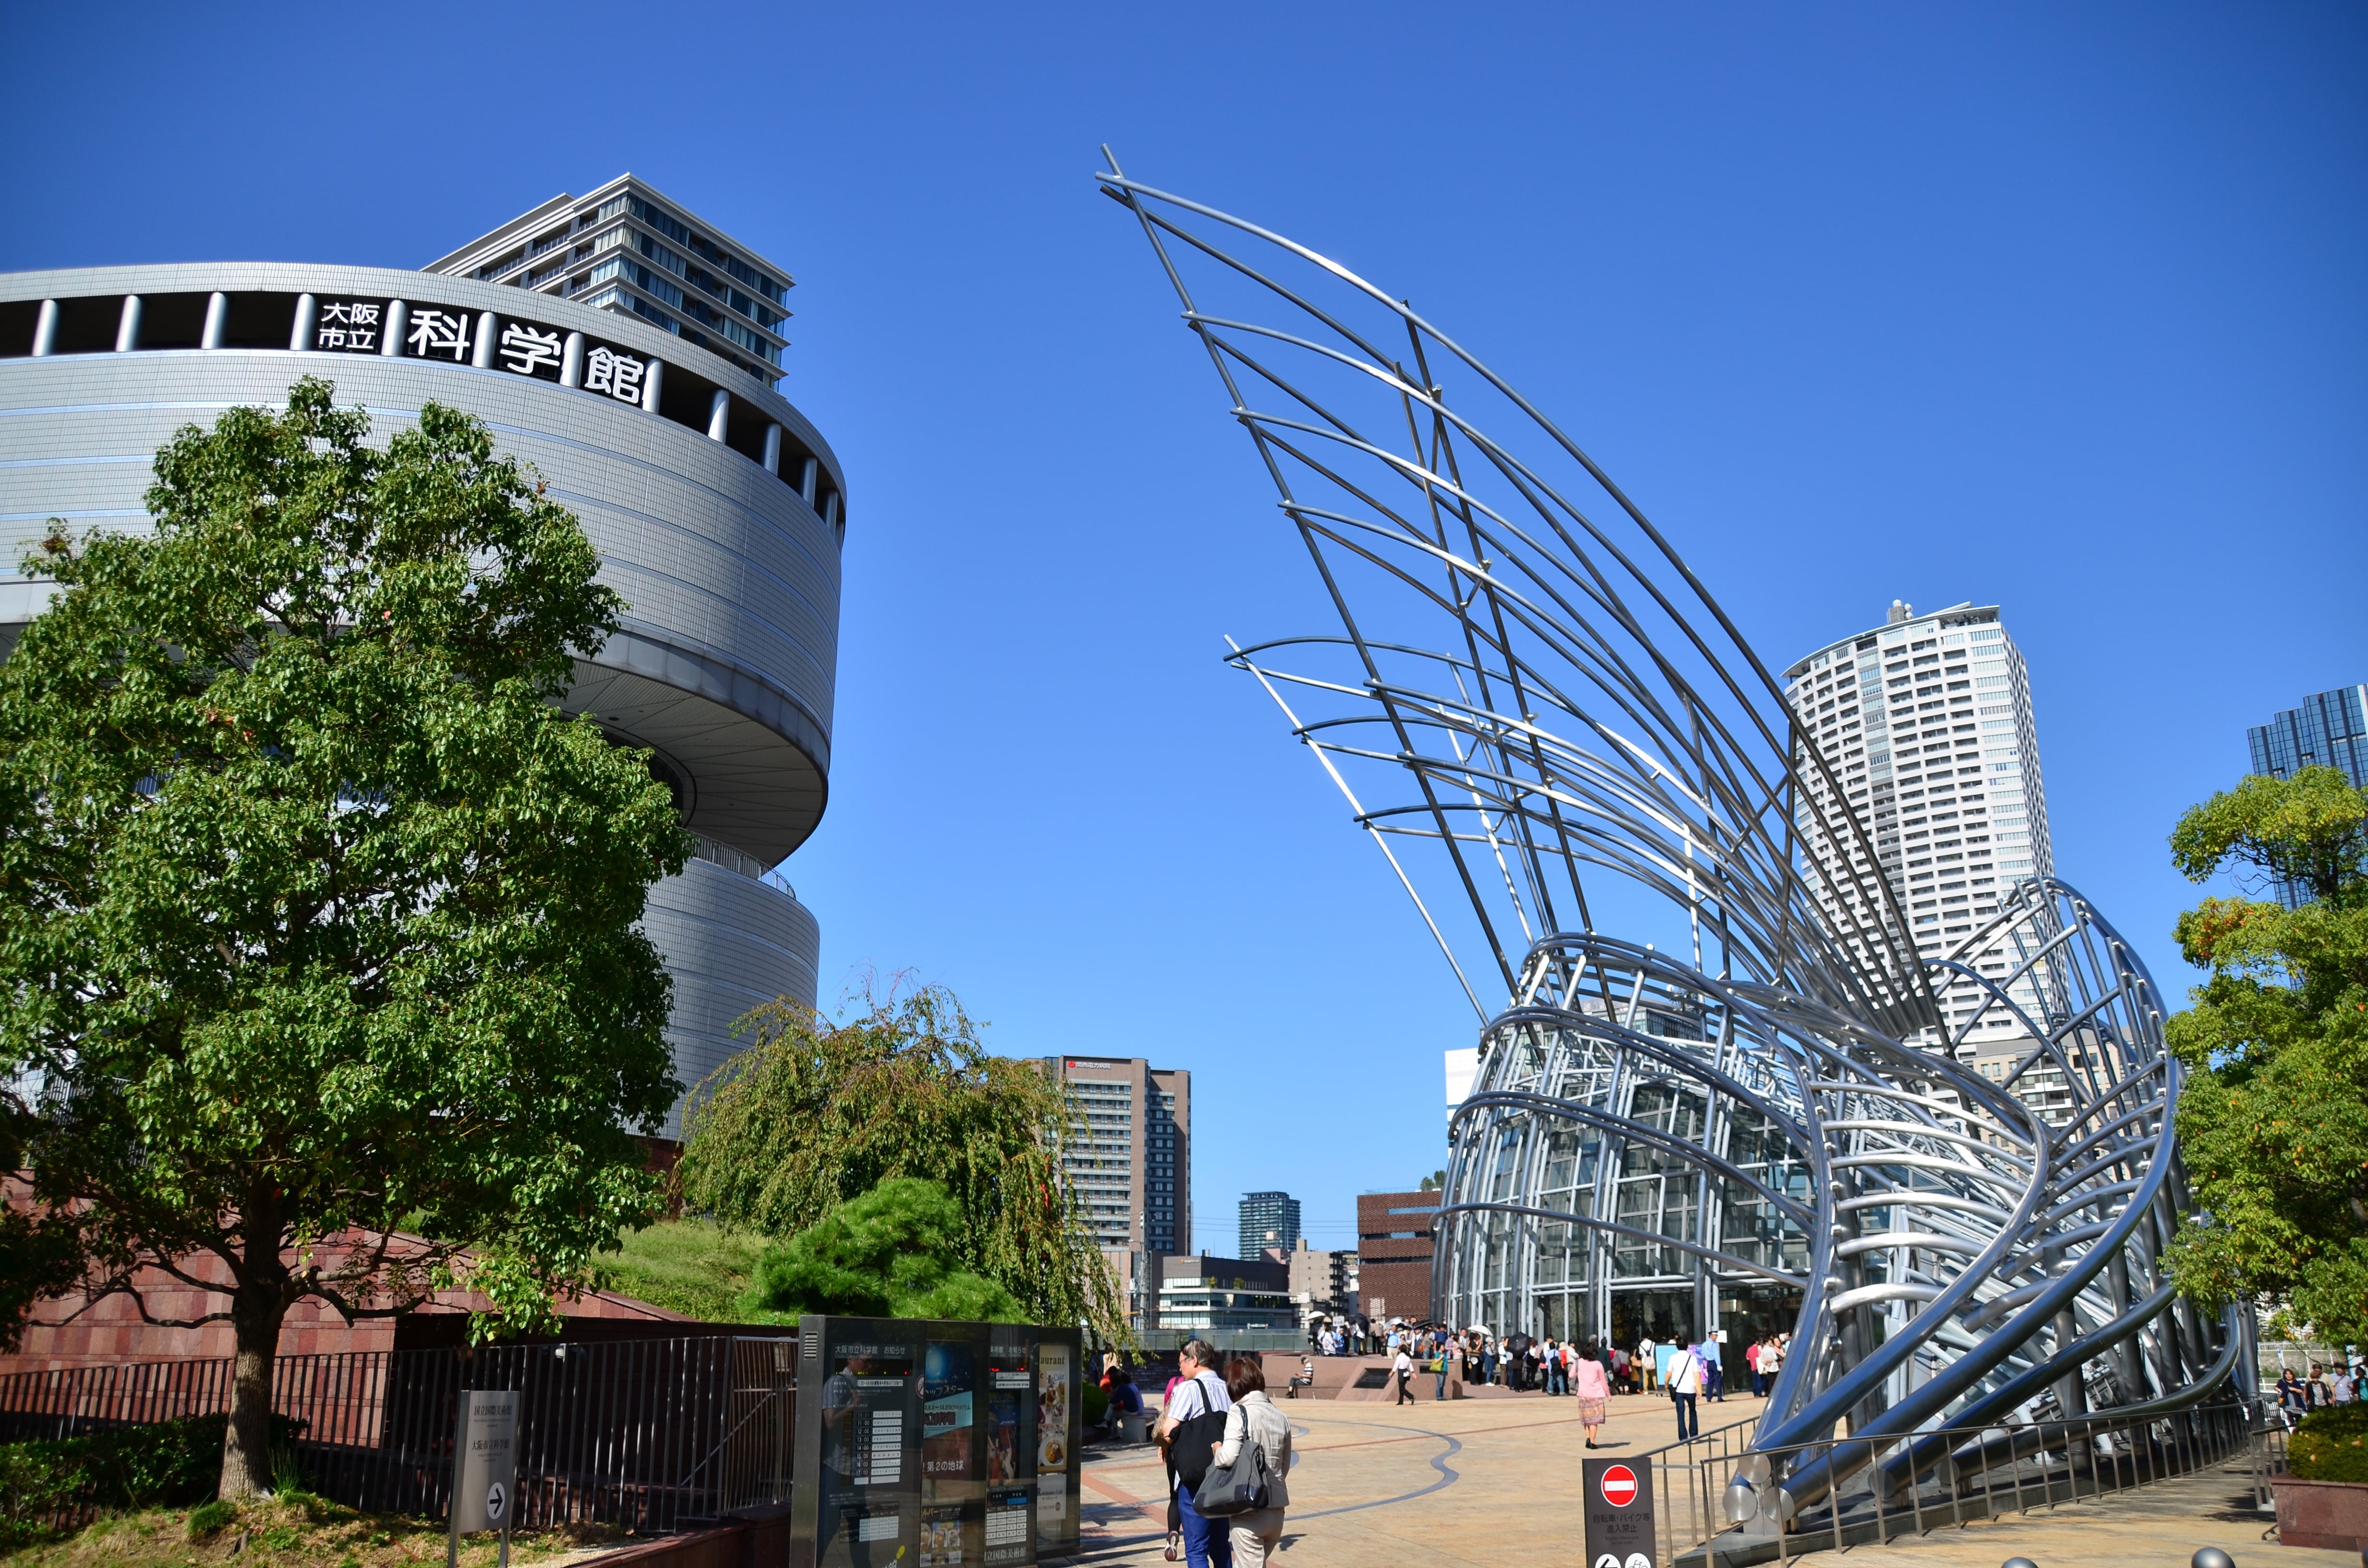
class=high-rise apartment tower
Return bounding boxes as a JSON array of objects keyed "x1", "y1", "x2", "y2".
[
  {"x1": 1041, "y1": 1056, "x2": 1191, "y2": 1257},
  {"x1": 1784, "y1": 601, "x2": 2056, "y2": 1055},
  {"x1": 1238, "y1": 1191, "x2": 1301, "y2": 1260},
  {"x1": 426, "y1": 176, "x2": 792, "y2": 390}
]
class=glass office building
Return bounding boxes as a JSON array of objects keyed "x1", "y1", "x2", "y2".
[{"x1": 2247, "y1": 683, "x2": 2368, "y2": 906}]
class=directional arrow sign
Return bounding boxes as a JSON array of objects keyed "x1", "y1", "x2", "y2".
[{"x1": 452, "y1": 1391, "x2": 519, "y2": 1535}]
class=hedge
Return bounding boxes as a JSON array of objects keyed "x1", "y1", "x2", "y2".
[
  {"x1": 0, "y1": 1412, "x2": 301, "y2": 1548},
  {"x1": 2289, "y1": 1403, "x2": 2368, "y2": 1484}
]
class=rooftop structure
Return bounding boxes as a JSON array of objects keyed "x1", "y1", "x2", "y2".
[{"x1": 426, "y1": 176, "x2": 792, "y2": 389}]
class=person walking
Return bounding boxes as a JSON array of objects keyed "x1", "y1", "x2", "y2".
[
  {"x1": 1669, "y1": 1339, "x2": 1704, "y2": 1442},
  {"x1": 1211, "y1": 1356, "x2": 1292, "y2": 1568},
  {"x1": 1392, "y1": 1340, "x2": 1416, "y2": 1404},
  {"x1": 1156, "y1": 1339, "x2": 1235, "y2": 1568},
  {"x1": 2278, "y1": 1368, "x2": 2308, "y2": 1425},
  {"x1": 1574, "y1": 1337, "x2": 1612, "y2": 1448},
  {"x1": 1638, "y1": 1335, "x2": 1658, "y2": 1393},
  {"x1": 1704, "y1": 1341, "x2": 1724, "y2": 1403}
]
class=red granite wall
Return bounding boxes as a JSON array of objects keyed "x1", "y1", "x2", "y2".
[{"x1": 1, "y1": 1199, "x2": 685, "y2": 1373}]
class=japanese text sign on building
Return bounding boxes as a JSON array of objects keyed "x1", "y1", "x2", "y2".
[
  {"x1": 407, "y1": 308, "x2": 473, "y2": 362},
  {"x1": 452, "y1": 1390, "x2": 519, "y2": 1534},
  {"x1": 497, "y1": 321, "x2": 565, "y2": 380},
  {"x1": 314, "y1": 300, "x2": 385, "y2": 354},
  {"x1": 583, "y1": 345, "x2": 647, "y2": 404}
]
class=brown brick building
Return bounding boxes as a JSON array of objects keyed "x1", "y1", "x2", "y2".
[{"x1": 1354, "y1": 1188, "x2": 1441, "y2": 1319}]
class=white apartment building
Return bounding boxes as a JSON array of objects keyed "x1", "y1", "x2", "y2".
[{"x1": 1784, "y1": 601, "x2": 2058, "y2": 1071}]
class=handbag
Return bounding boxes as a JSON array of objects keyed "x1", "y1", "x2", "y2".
[{"x1": 1193, "y1": 1415, "x2": 1273, "y2": 1518}]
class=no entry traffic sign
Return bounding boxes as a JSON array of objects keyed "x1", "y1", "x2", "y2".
[{"x1": 1584, "y1": 1457, "x2": 1655, "y2": 1568}]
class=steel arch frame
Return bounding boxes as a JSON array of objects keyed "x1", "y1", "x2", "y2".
[{"x1": 1097, "y1": 150, "x2": 2238, "y2": 1479}]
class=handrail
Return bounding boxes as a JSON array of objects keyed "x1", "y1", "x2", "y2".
[{"x1": 1632, "y1": 1390, "x2": 2259, "y2": 1568}]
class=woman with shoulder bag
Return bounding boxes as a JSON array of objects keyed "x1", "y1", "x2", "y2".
[{"x1": 1206, "y1": 1356, "x2": 1292, "y2": 1567}]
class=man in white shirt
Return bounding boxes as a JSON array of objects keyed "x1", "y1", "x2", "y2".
[
  {"x1": 1393, "y1": 1342, "x2": 1416, "y2": 1405},
  {"x1": 1669, "y1": 1340, "x2": 1704, "y2": 1441},
  {"x1": 1157, "y1": 1341, "x2": 1236, "y2": 1568}
]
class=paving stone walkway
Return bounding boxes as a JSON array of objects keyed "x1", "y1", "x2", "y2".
[{"x1": 1048, "y1": 1390, "x2": 2343, "y2": 1568}]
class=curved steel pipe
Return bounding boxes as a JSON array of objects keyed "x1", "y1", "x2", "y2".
[{"x1": 1099, "y1": 153, "x2": 2218, "y2": 1485}]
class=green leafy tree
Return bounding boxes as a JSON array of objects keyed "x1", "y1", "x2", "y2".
[
  {"x1": 744, "y1": 1176, "x2": 1025, "y2": 1322},
  {"x1": 0, "y1": 380, "x2": 690, "y2": 1497},
  {"x1": 676, "y1": 983, "x2": 1128, "y2": 1341},
  {"x1": 2165, "y1": 766, "x2": 2368, "y2": 1339}
]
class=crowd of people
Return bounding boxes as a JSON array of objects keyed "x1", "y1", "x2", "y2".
[
  {"x1": 1110, "y1": 1322, "x2": 1802, "y2": 1565},
  {"x1": 1310, "y1": 1315, "x2": 1796, "y2": 1441},
  {"x1": 2276, "y1": 1359, "x2": 2362, "y2": 1423}
]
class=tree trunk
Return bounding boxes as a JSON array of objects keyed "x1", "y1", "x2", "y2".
[{"x1": 220, "y1": 1200, "x2": 288, "y2": 1499}]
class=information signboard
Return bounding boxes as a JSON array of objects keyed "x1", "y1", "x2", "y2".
[
  {"x1": 1582, "y1": 1457, "x2": 1655, "y2": 1568},
  {"x1": 790, "y1": 1317, "x2": 1081, "y2": 1568}
]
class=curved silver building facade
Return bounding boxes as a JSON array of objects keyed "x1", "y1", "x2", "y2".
[
  {"x1": 0, "y1": 262, "x2": 844, "y2": 1135},
  {"x1": 1101, "y1": 159, "x2": 2241, "y2": 1520}
]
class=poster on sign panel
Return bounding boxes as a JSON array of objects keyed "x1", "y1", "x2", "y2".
[{"x1": 1582, "y1": 1457, "x2": 1655, "y2": 1568}]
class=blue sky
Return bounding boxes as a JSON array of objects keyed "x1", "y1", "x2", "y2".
[{"x1": 5, "y1": 2, "x2": 2362, "y2": 1253}]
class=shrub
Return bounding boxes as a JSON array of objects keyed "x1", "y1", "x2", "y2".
[
  {"x1": 2290, "y1": 1403, "x2": 2368, "y2": 1483},
  {"x1": 0, "y1": 1412, "x2": 306, "y2": 1548},
  {"x1": 1081, "y1": 1381, "x2": 1108, "y2": 1427},
  {"x1": 744, "y1": 1177, "x2": 1025, "y2": 1322}
]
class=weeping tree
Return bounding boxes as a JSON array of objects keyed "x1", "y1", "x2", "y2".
[
  {"x1": 0, "y1": 379, "x2": 690, "y2": 1496},
  {"x1": 677, "y1": 983, "x2": 1129, "y2": 1342}
]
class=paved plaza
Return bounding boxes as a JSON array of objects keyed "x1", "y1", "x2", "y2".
[{"x1": 1054, "y1": 1390, "x2": 2346, "y2": 1568}]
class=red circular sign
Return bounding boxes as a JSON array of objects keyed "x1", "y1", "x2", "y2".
[{"x1": 1600, "y1": 1465, "x2": 1638, "y2": 1507}]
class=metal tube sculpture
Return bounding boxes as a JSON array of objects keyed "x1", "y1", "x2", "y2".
[{"x1": 1098, "y1": 152, "x2": 2236, "y2": 1494}]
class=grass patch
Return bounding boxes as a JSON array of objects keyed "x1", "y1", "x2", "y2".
[
  {"x1": 1, "y1": 1496, "x2": 625, "y2": 1568},
  {"x1": 596, "y1": 1218, "x2": 782, "y2": 1323}
]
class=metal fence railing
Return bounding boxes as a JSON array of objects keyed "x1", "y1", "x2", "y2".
[
  {"x1": 1633, "y1": 1396, "x2": 2259, "y2": 1567},
  {"x1": 0, "y1": 1335, "x2": 797, "y2": 1537}
]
